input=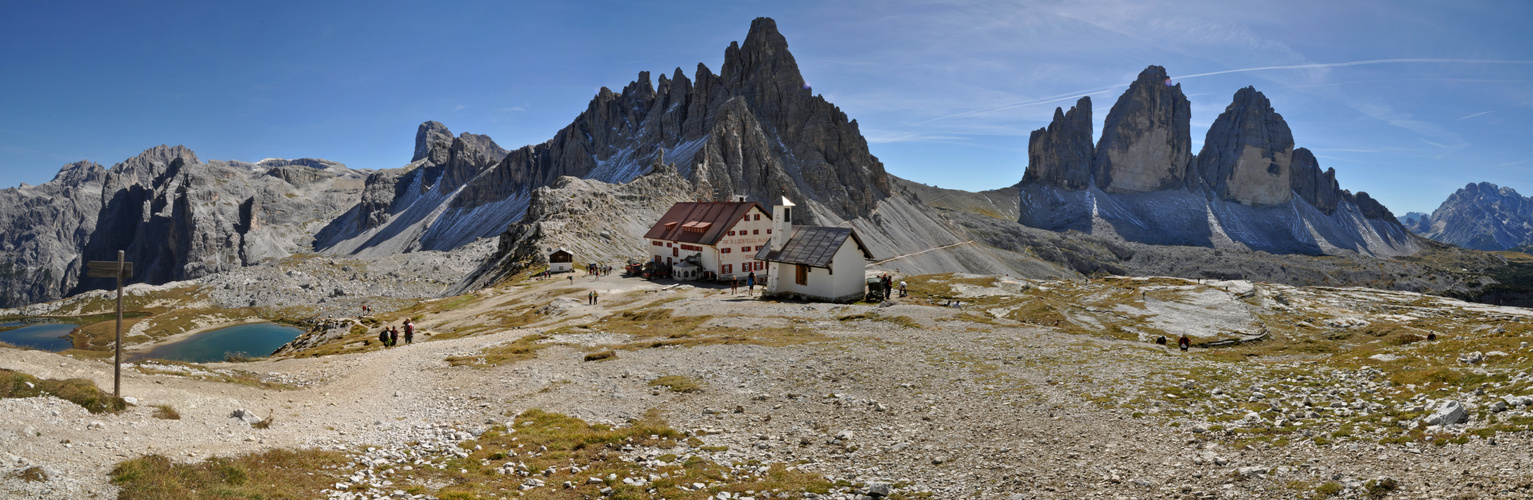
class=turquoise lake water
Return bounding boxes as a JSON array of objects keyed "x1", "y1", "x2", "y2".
[
  {"x1": 0, "y1": 322, "x2": 77, "y2": 351},
  {"x1": 130, "y1": 323, "x2": 303, "y2": 363}
]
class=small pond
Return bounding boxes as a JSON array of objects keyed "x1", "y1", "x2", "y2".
[
  {"x1": 0, "y1": 320, "x2": 77, "y2": 352},
  {"x1": 130, "y1": 323, "x2": 303, "y2": 363}
]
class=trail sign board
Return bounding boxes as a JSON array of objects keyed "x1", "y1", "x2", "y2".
[{"x1": 86, "y1": 261, "x2": 133, "y2": 278}]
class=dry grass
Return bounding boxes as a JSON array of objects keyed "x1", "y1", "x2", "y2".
[
  {"x1": 446, "y1": 334, "x2": 553, "y2": 367},
  {"x1": 583, "y1": 350, "x2": 617, "y2": 362},
  {"x1": 15, "y1": 466, "x2": 47, "y2": 483},
  {"x1": 111, "y1": 449, "x2": 352, "y2": 499},
  {"x1": 152, "y1": 404, "x2": 180, "y2": 420},
  {"x1": 837, "y1": 311, "x2": 922, "y2": 329},
  {"x1": 0, "y1": 368, "x2": 128, "y2": 414},
  {"x1": 109, "y1": 409, "x2": 837, "y2": 499},
  {"x1": 649, "y1": 375, "x2": 702, "y2": 393}
]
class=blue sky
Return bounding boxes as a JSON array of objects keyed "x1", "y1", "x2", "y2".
[{"x1": 2, "y1": 1, "x2": 1529, "y2": 215}]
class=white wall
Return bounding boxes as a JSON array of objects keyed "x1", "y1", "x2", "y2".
[
  {"x1": 766, "y1": 240, "x2": 866, "y2": 302},
  {"x1": 645, "y1": 205, "x2": 773, "y2": 279}
]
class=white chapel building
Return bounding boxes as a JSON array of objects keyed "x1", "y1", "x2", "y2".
[
  {"x1": 643, "y1": 200, "x2": 774, "y2": 280},
  {"x1": 754, "y1": 198, "x2": 874, "y2": 303}
]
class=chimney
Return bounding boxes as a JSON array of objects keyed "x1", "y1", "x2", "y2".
[{"x1": 771, "y1": 196, "x2": 795, "y2": 251}]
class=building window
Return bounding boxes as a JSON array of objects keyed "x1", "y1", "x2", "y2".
[
  {"x1": 723, "y1": 264, "x2": 732, "y2": 274},
  {"x1": 753, "y1": 229, "x2": 759, "y2": 235},
  {"x1": 741, "y1": 246, "x2": 750, "y2": 252},
  {"x1": 721, "y1": 247, "x2": 731, "y2": 254},
  {"x1": 767, "y1": 229, "x2": 772, "y2": 234},
  {"x1": 754, "y1": 214, "x2": 761, "y2": 221},
  {"x1": 795, "y1": 264, "x2": 808, "y2": 285},
  {"x1": 755, "y1": 245, "x2": 762, "y2": 251}
]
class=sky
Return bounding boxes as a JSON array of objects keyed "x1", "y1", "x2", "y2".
[{"x1": 2, "y1": 0, "x2": 1530, "y2": 215}]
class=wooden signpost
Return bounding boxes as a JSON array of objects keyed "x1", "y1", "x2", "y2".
[{"x1": 86, "y1": 251, "x2": 133, "y2": 399}]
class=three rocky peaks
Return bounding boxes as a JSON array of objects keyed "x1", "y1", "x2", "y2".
[
  {"x1": 1019, "y1": 66, "x2": 1410, "y2": 256},
  {"x1": 1025, "y1": 66, "x2": 1390, "y2": 215}
]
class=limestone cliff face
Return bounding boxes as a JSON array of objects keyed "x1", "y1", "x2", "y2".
[
  {"x1": 1194, "y1": 87, "x2": 1294, "y2": 206},
  {"x1": 1289, "y1": 148, "x2": 1340, "y2": 214},
  {"x1": 0, "y1": 161, "x2": 107, "y2": 306},
  {"x1": 0, "y1": 145, "x2": 365, "y2": 306},
  {"x1": 1093, "y1": 66, "x2": 1193, "y2": 193},
  {"x1": 323, "y1": 17, "x2": 892, "y2": 255},
  {"x1": 1020, "y1": 97, "x2": 1094, "y2": 190}
]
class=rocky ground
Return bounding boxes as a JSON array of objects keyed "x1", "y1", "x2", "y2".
[{"x1": 2, "y1": 270, "x2": 1533, "y2": 499}]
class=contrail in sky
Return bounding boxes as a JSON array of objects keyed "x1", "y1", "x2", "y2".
[
  {"x1": 1170, "y1": 58, "x2": 1533, "y2": 80},
  {"x1": 919, "y1": 59, "x2": 1533, "y2": 125}
]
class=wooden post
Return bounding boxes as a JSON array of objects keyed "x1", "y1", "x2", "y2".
[
  {"x1": 87, "y1": 255, "x2": 133, "y2": 400},
  {"x1": 114, "y1": 250, "x2": 124, "y2": 399}
]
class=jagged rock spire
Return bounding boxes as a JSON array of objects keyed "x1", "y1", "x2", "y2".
[
  {"x1": 1093, "y1": 65, "x2": 1193, "y2": 193},
  {"x1": 1194, "y1": 86, "x2": 1295, "y2": 206},
  {"x1": 1022, "y1": 97, "x2": 1094, "y2": 190}
]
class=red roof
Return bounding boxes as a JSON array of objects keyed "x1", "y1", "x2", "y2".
[{"x1": 644, "y1": 201, "x2": 768, "y2": 245}]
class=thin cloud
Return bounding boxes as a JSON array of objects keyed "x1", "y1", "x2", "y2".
[
  {"x1": 1499, "y1": 158, "x2": 1533, "y2": 167},
  {"x1": 1458, "y1": 110, "x2": 1493, "y2": 120},
  {"x1": 1171, "y1": 58, "x2": 1533, "y2": 80}
]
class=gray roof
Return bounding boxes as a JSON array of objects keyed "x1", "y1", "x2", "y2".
[{"x1": 753, "y1": 226, "x2": 873, "y2": 268}]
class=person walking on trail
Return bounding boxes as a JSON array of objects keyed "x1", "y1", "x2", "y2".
[
  {"x1": 747, "y1": 272, "x2": 756, "y2": 296},
  {"x1": 1178, "y1": 334, "x2": 1190, "y2": 352},
  {"x1": 404, "y1": 320, "x2": 415, "y2": 344},
  {"x1": 899, "y1": 280, "x2": 907, "y2": 297},
  {"x1": 883, "y1": 275, "x2": 893, "y2": 299},
  {"x1": 593, "y1": 290, "x2": 599, "y2": 305},
  {"x1": 588, "y1": 290, "x2": 595, "y2": 305},
  {"x1": 731, "y1": 276, "x2": 739, "y2": 295},
  {"x1": 378, "y1": 327, "x2": 389, "y2": 347},
  {"x1": 389, "y1": 326, "x2": 399, "y2": 347}
]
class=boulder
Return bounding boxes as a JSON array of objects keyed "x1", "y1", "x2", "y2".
[{"x1": 1423, "y1": 400, "x2": 1466, "y2": 426}]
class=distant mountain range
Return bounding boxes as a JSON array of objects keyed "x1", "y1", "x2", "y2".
[
  {"x1": 1401, "y1": 182, "x2": 1533, "y2": 251},
  {"x1": 3, "y1": 17, "x2": 1528, "y2": 309}
]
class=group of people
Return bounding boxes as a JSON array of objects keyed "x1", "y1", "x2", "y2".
[
  {"x1": 1155, "y1": 334, "x2": 1192, "y2": 351},
  {"x1": 731, "y1": 271, "x2": 758, "y2": 296},
  {"x1": 378, "y1": 319, "x2": 415, "y2": 347},
  {"x1": 875, "y1": 274, "x2": 905, "y2": 299},
  {"x1": 587, "y1": 290, "x2": 599, "y2": 305},
  {"x1": 587, "y1": 263, "x2": 612, "y2": 277}
]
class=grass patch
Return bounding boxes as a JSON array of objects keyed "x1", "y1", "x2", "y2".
[
  {"x1": 0, "y1": 368, "x2": 127, "y2": 413},
  {"x1": 446, "y1": 334, "x2": 552, "y2": 367},
  {"x1": 15, "y1": 466, "x2": 47, "y2": 482},
  {"x1": 583, "y1": 350, "x2": 617, "y2": 362},
  {"x1": 838, "y1": 311, "x2": 921, "y2": 329},
  {"x1": 152, "y1": 405, "x2": 180, "y2": 420},
  {"x1": 649, "y1": 375, "x2": 702, "y2": 393},
  {"x1": 111, "y1": 449, "x2": 352, "y2": 499}
]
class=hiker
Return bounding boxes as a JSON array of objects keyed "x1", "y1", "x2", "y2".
[
  {"x1": 1156, "y1": 336, "x2": 1167, "y2": 345},
  {"x1": 883, "y1": 275, "x2": 893, "y2": 299},
  {"x1": 732, "y1": 276, "x2": 739, "y2": 295},
  {"x1": 593, "y1": 290, "x2": 599, "y2": 305},
  {"x1": 747, "y1": 272, "x2": 756, "y2": 296},
  {"x1": 389, "y1": 326, "x2": 399, "y2": 347},
  {"x1": 1178, "y1": 334, "x2": 1190, "y2": 351},
  {"x1": 568, "y1": 275, "x2": 574, "y2": 284},
  {"x1": 378, "y1": 327, "x2": 389, "y2": 347},
  {"x1": 588, "y1": 290, "x2": 595, "y2": 305},
  {"x1": 899, "y1": 280, "x2": 907, "y2": 297},
  {"x1": 404, "y1": 320, "x2": 415, "y2": 344}
]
